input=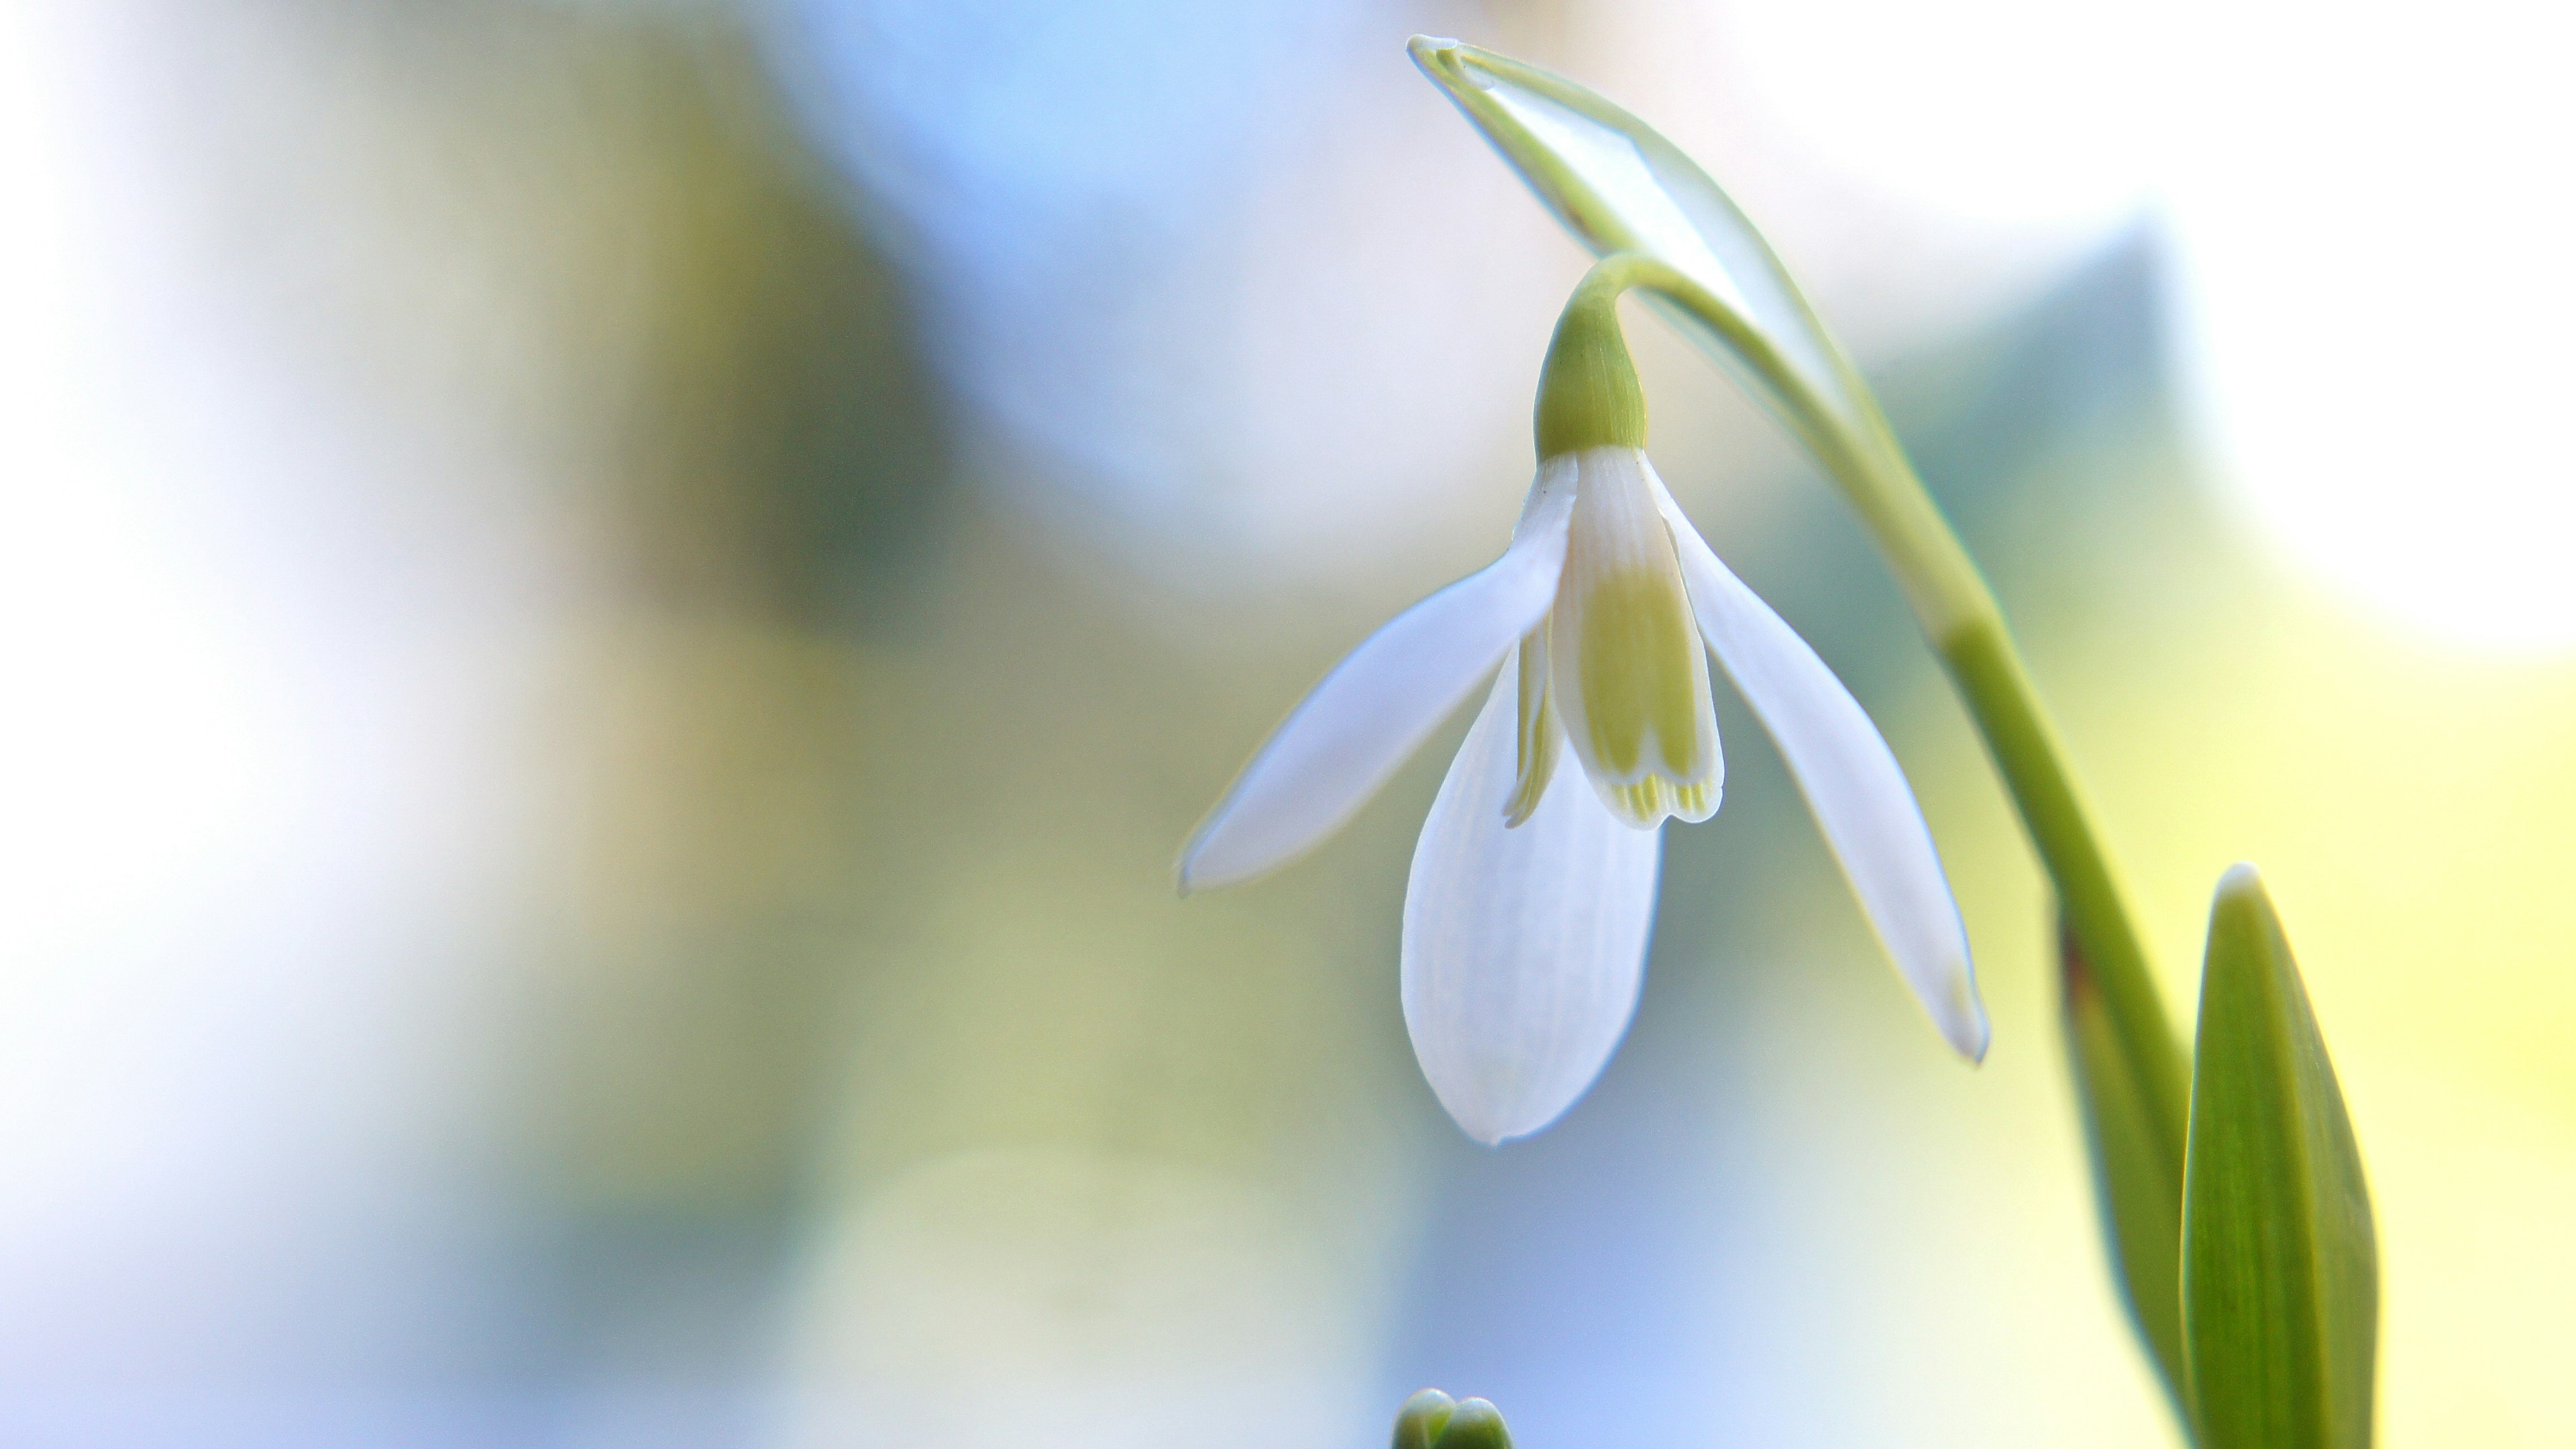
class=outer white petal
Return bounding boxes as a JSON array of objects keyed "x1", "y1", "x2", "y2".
[
  {"x1": 1179, "y1": 467, "x2": 1578, "y2": 892},
  {"x1": 1647, "y1": 467, "x2": 1990, "y2": 1061},
  {"x1": 1401, "y1": 654, "x2": 1662, "y2": 1145}
]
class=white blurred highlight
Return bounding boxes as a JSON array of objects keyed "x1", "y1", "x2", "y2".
[
  {"x1": 2163, "y1": 2, "x2": 2576, "y2": 652},
  {"x1": 1711, "y1": 0, "x2": 2576, "y2": 652},
  {"x1": 0, "y1": 0, "x2": 564, "y2": 1406},
  {"x1": 0, "y1": 1, "x2": 284, "y2": 957}
]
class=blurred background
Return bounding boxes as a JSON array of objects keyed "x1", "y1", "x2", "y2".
[{"x1": 4, "y1": 0, "x2": 2571, "y2": 1444}]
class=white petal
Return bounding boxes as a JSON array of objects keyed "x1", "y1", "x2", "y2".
[
  {"x1": 1401, "y1": 654, "x2": 1662, "y2": 1145},
  {"x1": 1179, "y1": 467, "x2": 1578, "y2": 892},
  {"x1": 1648, "y1": 467, "x2": 1990, "y2": 1061}
]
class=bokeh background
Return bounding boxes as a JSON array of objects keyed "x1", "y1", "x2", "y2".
[{"x1": 5, "y1": 1, "x2": 2572, "y2": 1444}]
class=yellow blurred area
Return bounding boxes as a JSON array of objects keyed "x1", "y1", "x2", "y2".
[
  {"x1": 1882, "y1": 427, "x2": 2576, "y2": 1444},
  {"x1": 2068, "y1": 602, "x2": 2576, "y2": 1444}
]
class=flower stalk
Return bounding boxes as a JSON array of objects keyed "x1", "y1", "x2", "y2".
[{"x1": 1410, "y1": 36, "x2": 2198, "y2": 1421}]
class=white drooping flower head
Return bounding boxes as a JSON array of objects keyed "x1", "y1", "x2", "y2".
[{"x1": 1180, "y1": 264, "x2": 1986, "y2": 1146}]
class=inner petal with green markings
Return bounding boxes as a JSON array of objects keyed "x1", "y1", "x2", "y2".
[{"x1": 1532, "y1": 446, "x2": 1721, "y2": 829}]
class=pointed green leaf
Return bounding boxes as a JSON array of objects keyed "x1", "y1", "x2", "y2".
[
  {"x1": 1407, "y1": 36, "x2": 1861, "y2": 455},
  {"x1": 2182, "y1": 866, "x2": 2378, "y2": 1449},
  {"x1": 2059, "y1": 913, "x2": 2194, "y2": 1430}
]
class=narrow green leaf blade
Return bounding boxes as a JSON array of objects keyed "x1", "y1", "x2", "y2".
[
  {"x1": 1406, "y1": 36, "x2": 1861, "y2": 451},
  {"x1": 2182, "y1": 865, "x2": 2378, "y2": 1449},
  {"x1": 2059, "y1": 914, "x2": 2194, "y2": 1429}
]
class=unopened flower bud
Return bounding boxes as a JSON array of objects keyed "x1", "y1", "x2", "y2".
[
  {"x1": 1391, "y1": 1388, "x2": 1456, "y2": 1449},
  {"x1": 1432, "y1": 1396, "x2": 1514, "y2": 1449}
]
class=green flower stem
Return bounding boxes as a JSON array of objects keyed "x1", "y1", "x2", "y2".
[
  {"x1": 1946, "y1": 619, "x2": 2192, "y2": 1153},
  {"x1": 1577, "y1": 253, "x2": 2191, "y2": 1145}
]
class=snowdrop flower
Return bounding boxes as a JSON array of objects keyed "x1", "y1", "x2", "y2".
[{"x1": 1180, "y1": 271, "x2": 1986, "y2": 1144}]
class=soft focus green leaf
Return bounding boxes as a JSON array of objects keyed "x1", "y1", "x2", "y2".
[
  {"x1": 2059, "y1": 914, "x2": 2194, "y2": 1432},
  {"x1": 1407, "y1": 36, "x2": 1860, "y2": 454},
  {"x1": 2182, "y1": 866, "x2": 2378, "y2": 1449}
]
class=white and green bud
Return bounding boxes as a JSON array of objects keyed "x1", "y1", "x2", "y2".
[
  {"x1": 1392, "y1": 1390, "x2": 1513, "y2": 1449},
  {"x1": 1391, "y1": 1388, "x2": 1456, "y2": 1449},
  {"x1": 1432, "y1": 1398, "x2": 1513, "y2": 1449}
]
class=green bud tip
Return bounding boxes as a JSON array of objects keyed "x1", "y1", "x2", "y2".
[
  {"x1": 1391, "y1": 1389, "x2": 1455, "y2": 1449},
  {"x1": 1405, "y1": 38, "x2": 1485, "y2": 101},
  {"x1": 1432, "y1": 1397, "x2": 1514, "y2": 1449},
  {"x1": 1534, "y1": 284, "x2": 1646, "y2": 460}
]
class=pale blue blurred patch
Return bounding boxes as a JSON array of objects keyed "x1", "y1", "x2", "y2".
[
  {"x1": 773, "y1": 0, "x2": 1352, "y2": 260},
  {"x1": 765, "y1": 0, "x2": 1360, "y2": 538},
  {"x1": 758, "y1": 0, "x2": 1566, "y2": 595}
]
